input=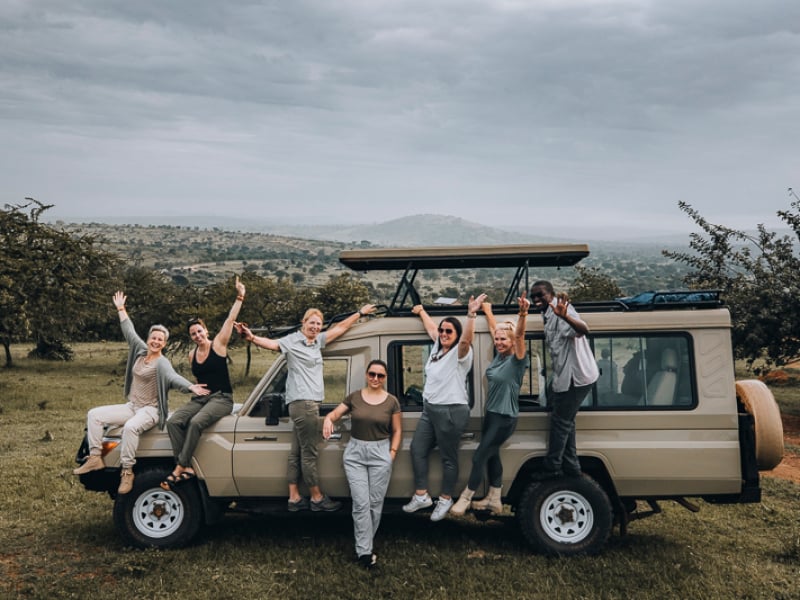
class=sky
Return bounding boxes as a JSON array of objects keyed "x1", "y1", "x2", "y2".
[{"x1": 2, "y1": 0, "x2": 799, "y2": 238}]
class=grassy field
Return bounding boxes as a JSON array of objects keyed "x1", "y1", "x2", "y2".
[{"x1": 1, "y1": 343, "x2": 799, "y2": 599}]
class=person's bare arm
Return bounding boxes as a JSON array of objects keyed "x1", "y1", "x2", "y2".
[{"x1": 459, "y1": 293, "x2": 487, "y2": 359}]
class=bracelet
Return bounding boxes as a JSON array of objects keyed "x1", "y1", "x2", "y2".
[
  {"x1": 236, "y1": 295, "x2": 245, "y2": 302},
  {"x1": 467, "y1": 312, "x2": 477, "y2": 319},
  {"x1": 390, "y1": 448, "x2": 398, "y2": 453},
  {"x1": 357, "y1": 310, "x2": 364, "y2": 317},
  {"x1": 117, "y1": 306, "x2": 125, "y2": 312},
  {"x1": 518, "y1": 311, "x2": 528, "y2": 317}
]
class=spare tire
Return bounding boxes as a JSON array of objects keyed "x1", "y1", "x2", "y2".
[{"x1": 736, "y1": 379, "x2": 784, "y2": 470}]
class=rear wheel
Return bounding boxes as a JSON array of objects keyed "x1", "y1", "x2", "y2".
[
  {"x1": 517, "y1": 475, "x2": 612, "y2": 556},
  {"x1": 112, "y1": 468, "x2": 203, "y2": 548},
  {"x1": 736, "y1": 379, "x2": 784, "y2": 470}
]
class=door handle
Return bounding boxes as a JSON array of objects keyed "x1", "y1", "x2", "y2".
[
  {"x1": 244, "y1": 436, "x2": 278, "y2": 441},
  {"x1": 461, "y1": 432, "x2": 475, "y2": 440},
  {"x1": 327, "y1": 433, "x2": 342, "y2": 441}
]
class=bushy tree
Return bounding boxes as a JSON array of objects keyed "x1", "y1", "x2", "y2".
[
  {"x1": 664, "y1": 194, "x2": 800, "y2": 370},
  {"x1": 0, "y1": 200, "x2": 120, "y2": 366},
  {"x1": 568, "y1": 265, "x2": 624, "y2": 302}
]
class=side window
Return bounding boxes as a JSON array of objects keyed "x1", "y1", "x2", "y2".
[
  {"x1": 590, "y1": 334, "x2": 694, "y2": 409},
  {"x1": 519, "y1": 337, "x2": 549, "y2": 412},
  {"x1": 248, "y1": 357, "x2": 349, "y2": 418},
  {"x1": 320, "y1": 358, "x2": 349, "y2": 413},
  {"x1": 387, "y1": 341, "x2": 474, "y2": 412}
]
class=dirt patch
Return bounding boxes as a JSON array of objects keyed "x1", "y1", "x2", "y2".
[{"x1": 761, "y1": 413, "x2": 800, "y2": 484}]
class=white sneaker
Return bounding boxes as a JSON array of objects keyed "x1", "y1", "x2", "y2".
[
  {"x1": 402, "y1": 493, "x2": 433, "y2": 513},
  {"x1": 430, "y1": 497, "x2": 453, "y2": 522}
]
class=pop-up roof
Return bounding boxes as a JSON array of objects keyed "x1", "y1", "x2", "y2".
[{"x1": 339, "y1": 244, "x2": 589, "y2": 312}]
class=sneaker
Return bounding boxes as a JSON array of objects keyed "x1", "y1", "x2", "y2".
[
  {"x1": 430, "y1": 496, "x2": 453, "y2": 522},
  {"x1": 73, "y1": 455, "x2": 105, "y2": 475},
  {"x1": 118, "y1": 469, "x2": 135, "y2": 494},
  {"x1": 357, "y1": 553, "x2": 377, "y2": 569},
  {"x1": 310, "y1": 495, "x2": 342, "y2": 512},
  {"x1": 287, "y1": 497, "x2": 310, "y2": 512},
  {"x1": 402, "y1": 493, "x2": 433, "y2": 513}
]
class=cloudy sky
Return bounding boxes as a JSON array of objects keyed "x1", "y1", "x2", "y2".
[{"x1": 2, "y1": 0, "x2": 798, "y2": 238}]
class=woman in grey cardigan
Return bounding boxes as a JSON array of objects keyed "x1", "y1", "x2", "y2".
[{"x1": 73, "y1": 291, "x2": 209, "y2": 494}]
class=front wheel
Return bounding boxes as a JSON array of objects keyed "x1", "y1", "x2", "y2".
[
  {"x1": 517, "y1": 475, "x2": 613, "y2": 556},
  {"x1": 112, "y1": 468, "x2": 203, "y2": 549}
]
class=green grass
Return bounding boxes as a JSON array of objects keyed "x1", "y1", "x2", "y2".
[{"x1": 1, "y1": 344, "x2": 799, "y2": 599}]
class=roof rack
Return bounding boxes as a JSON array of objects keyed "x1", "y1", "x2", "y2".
[
  {"x1": 339, "y1": 244, "x2": 589, "y2": 312},
  {"x1": 612, "y1": 290, "x2": 723, "y2": 311}
]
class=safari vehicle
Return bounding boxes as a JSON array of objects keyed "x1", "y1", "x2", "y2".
[{"x1": 75, "y1": 244, "x2": 784, "y2": 556}]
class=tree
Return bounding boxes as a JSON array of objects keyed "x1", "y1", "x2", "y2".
[
  {"x1": 0, "y1": 199, "x2": 120, "y2": 366},
  {"x1": 663, "y1": 194, "x2": 800, "y2": 370},
  {"x1": 568, "y1": 265, "x2": 623, "y2": 302}
]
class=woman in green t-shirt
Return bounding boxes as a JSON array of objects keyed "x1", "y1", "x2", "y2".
[{"x1": 451, "y1": 293, "x2": 530, "y2": 516}]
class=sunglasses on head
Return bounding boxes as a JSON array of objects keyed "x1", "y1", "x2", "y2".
[
  {"x1": 437, "y1": 327, "x2": 455, "y2": 334},
  {"x1": 367, "y1": 371, "x2": 386, "y2": 380}
]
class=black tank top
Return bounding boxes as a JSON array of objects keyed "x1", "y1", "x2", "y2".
[{"x1": 191, "y1": 346, "x2": 233, "y2": 394}]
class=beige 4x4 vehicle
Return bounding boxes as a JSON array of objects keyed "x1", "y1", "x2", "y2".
[{"x1": 75, "y1": 244, "x2": 784, "y2": 556}]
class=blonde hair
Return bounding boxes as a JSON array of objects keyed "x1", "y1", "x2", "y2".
[
  {"x1": 302, "y1": 308, "x2": 324, "y2": 323},
  {"x1": 148, "y1": 324, "x2": 170, "y2": 341},
  {"x1": 494, "y1": 320, "x2": 517, "y2": 340}
]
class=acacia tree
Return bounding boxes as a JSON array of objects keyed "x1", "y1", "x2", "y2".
[
  {"x1": 568, "y1": 265, "x2": 623, "y2": 302},
  {"x1": 663, "y1": 194, "x2": 800, "y2": 370},
  {"x1": 0, "y1": 199, "x2": 120, "y2": 366}
]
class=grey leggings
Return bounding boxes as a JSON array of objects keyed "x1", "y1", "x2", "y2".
[{"x1": 409, "y1": 402, "x2": 470, "y2": 497}]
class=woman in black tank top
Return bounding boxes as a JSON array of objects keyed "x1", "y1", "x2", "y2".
[{"x1": 161, "y1": 277, "x2": 246, "y2": 489}]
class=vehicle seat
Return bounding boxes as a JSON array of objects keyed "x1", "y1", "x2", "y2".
[{"x1": 646, "y1": 348, "x2": 679, "y2": 406}]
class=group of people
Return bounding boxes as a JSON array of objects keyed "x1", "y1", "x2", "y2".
[{"x1": 73, "y1": 277, "x2": 598, "y2": 570}]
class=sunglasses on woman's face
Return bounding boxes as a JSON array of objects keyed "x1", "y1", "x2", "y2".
[
  {"x1": 437, "y1": 327, "x2": 455, "y2": 334},
  {"x1": 367, "y1": 371, "x2": 386, "y2": 380}
]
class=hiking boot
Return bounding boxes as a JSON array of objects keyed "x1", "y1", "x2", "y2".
[
  {"x1": 450, "y1": 488, "x2": 475, "y2": 516},
  {"x1": 402, "y1": 493, "x2": 433, "y2": 513},
  {"x1": 430, "y1": 496, "x2": 453, "y2": 522},
  {"x1": 118, "y1": 469, "x2": 135, "y2": 494},
  {"x1": 73, "y1": 455, "x2": 105, "y2": 475},
  {"x1": 310, "y1": 495, "x2": 342, "y2": 512},
  {"x1": 471, "y1": 486, "x2": 503, "y2": 514},
  {"x1": 287, "y1": 497, "x2": 310, "y2": 512}
]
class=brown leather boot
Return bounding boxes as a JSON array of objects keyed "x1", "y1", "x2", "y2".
[{"x1": 73, "y1": 455, "x2": 105, "y2": 475}]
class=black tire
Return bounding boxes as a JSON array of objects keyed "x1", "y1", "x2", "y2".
[
  {"x1": 517, "y1": 475, "x2": 613, "y2": 556},
  {"x1": 112, "y1": 468, "x2": 203, "y2": 549}
]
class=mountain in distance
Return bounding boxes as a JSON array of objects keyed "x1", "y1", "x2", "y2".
[{"x1": 51, "y1": 212, "x2": 692, "y2": 251}]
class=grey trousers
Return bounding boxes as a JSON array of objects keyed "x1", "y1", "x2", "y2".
[
  {"x1": 287, "y1": 400, "x2": 321, "y2": 487},
  {"x1": 543, "y1": 382, "x2": 593, "y2": 474},
  {"x1": 343, "y1": 437, "x2": 392, "y2": 557},
  {"x1": 167, "y1": 392, "x2": 233, "y2": 468},
  {"x1": 409, "y1": 402, "x2": 470, "y2": 496}
]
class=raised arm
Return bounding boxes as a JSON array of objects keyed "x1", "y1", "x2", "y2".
[
  {"x1": 411, "y1": 305, "x2": 439, "y2": 341},
  {"x1": 113, "y1": 291, "x2": 128, "y2": 322},
  {"x1": 459, "y1": 293, "x2": 487, "y2": 359},
  {"x1": 514, "y1": 292, "x2": 530, "y2": 359},
  {"x1": 326, "y1": 304, "x2": 377, "y2": 343},
  {"x1": 481, "y1": 301, "x2": 497, "y2": 336},
  {"x1": 235, "y1": 322, "x2": 280, "y2": 352},
  {"x1": 552, "y1": 292, "x2": 590, "y2": 336},
  {"x1": 213, "y1": 276, "x2": 246, "y2": 355}
]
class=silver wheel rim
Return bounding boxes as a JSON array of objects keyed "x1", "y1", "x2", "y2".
[
  {"x1": 539, "y1": 489, "x2": 594, "y2": 544},
  {"x1": 131, "y1": 486, "x2": 185, "y2": 539}
]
